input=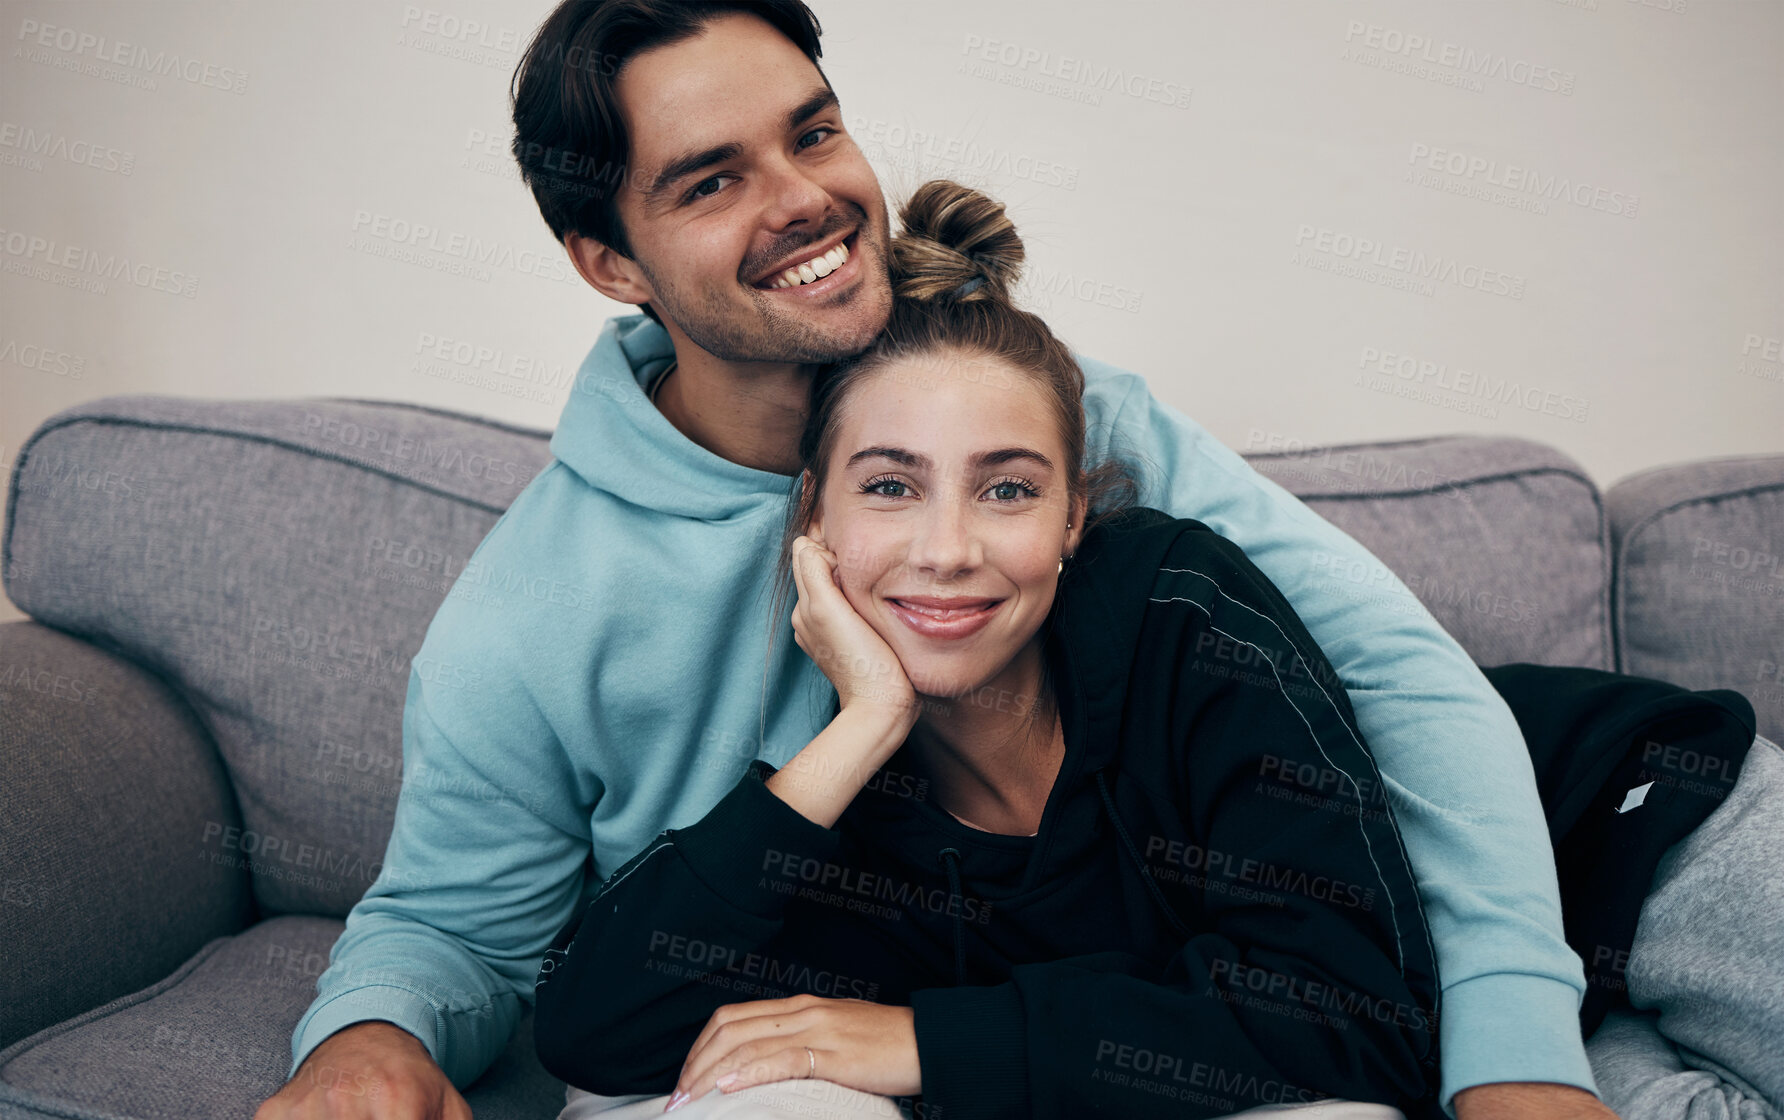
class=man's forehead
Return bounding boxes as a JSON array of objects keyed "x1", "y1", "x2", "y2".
[{"x1": 616, "y1": 14, "x2": 826, "y2": 167}]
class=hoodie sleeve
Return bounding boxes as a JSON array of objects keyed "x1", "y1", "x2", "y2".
[
  {"x1": 909, "y1": 526, "x2": 1440, "y2": 1120},
  {"x1": 1079, "y1": 358, "x2": 1592, "y2": 1112},
  {"x1": 532, "y1": 760, "x2": 850, "y2": 1095}
]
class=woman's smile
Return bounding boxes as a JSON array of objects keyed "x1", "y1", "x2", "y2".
[{"x1": 884, "y1": 595, "x2": 1005, "y2": 640}]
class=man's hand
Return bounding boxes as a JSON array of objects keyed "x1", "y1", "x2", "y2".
[
  {"x1": 1454, "y1": 1082, "x2": 1620, "y2": 1120},
  {"x1": 253, "y1": 1021, "x2": 470, "y2": 1120}
]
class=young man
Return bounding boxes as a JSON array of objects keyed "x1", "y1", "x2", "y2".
[{"x1": 258, "y1": 3, "x2": 1619, "y2": 1118}]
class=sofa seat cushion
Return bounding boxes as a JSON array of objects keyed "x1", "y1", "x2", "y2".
[{"x1": 0, "y1": 916, "x2": 564, "y2": 1120}]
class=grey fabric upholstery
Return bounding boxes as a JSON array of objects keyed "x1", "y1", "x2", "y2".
[
  {"x1": 0, "y1": 917, "x2": 564, "y2": 1120},
  {"x1": 0, "y1": 620, "x2": 252, "y2": 1050},
  {"x1": 1250, "y1": 437, "x2": 1612, "y2": 669},
  {"x1": 4, "y1": 397, "x2": 554, "y2": 918},
  {"x1": 1607, "y1": 455, "x2": 1784, "y2": 744},
  {"x1": 2, "y1": 394, "x2": 1776, "y2": 1120}
]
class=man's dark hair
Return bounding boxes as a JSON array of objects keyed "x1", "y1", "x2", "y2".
[{"x1": 510, "y1": 0, "x2": 827, "y2": 268}]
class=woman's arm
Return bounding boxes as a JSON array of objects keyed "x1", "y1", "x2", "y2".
[
  {"x1": 533, "y1": 759, "x2": 851, "y2": 1094},
  {"x1": 534, "y1": 537, "x2": 916, "y2": 1094},
  {"x1": 907, "y1": 525, "x2": 1441, "y2": 1120}
]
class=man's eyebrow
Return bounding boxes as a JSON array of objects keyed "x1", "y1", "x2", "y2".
[
  {"x1": 786, "y1": 86, "x2": 839, "y2": 131},
  {"x1": 642, "y1": 87, "x2": 834, "y2": 203},
  {"x1": 644, "y1": 87, "x2": 838, "y2": 203},
  {"x1": 845, "y1": 446, "x2": 1056, "y2": 470},
  {"x1": 647, "y1": 141, "x2": 743, "y2": 201}
]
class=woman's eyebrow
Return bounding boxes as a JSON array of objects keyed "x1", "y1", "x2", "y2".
[{"x1": 844, "y1": 446, "x2": 1055, "y2": 470}]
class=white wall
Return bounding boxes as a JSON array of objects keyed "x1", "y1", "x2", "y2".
[{"x1": 3, "y1": 0, "x2": 1780, "y2": 625}]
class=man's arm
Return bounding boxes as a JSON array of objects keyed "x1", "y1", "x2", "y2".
[
  {"x1": 1079, "y1": 358, "x2": 1599, "y2": 1114},
  {"x1": 266, "y1": 666, "x2": 594, "y2": 1112}
]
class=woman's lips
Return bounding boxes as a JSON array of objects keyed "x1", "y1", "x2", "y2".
[{"x1": 886, "y1": 597, "x2": 1003, "y2": 641}]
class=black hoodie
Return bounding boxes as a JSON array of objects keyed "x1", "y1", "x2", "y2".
[{"x1": 534, "y1": 507, "x2": 1443, "y2": 1119}]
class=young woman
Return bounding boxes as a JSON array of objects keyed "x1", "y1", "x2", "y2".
[{"x1": 534, "y1": 181, "x2": 1442, "y2": 1120}]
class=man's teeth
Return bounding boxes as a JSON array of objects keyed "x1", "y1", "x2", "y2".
[{"x1": 770, "y1": 242, "x2": 849, "y2": 288}]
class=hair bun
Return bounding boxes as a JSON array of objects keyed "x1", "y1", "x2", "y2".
[{"x1": 891, "y1": 180, "x2": 1025, "y2": 304}]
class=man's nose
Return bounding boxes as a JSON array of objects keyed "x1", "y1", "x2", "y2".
[{"x1": 757, "y1": 154, "x2": 831, "y2": 232}]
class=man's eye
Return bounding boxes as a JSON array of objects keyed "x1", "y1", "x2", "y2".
[
  {"x1": 796, "y1": 128, "x2": 832, "y2": 151},
  {"x1": 685, "y1": 174, "x2": 735, "y2": 203}
]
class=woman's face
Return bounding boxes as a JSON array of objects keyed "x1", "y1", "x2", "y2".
[{"x1": 809, "y1": 348, "x2": 1085, "y2": 703}]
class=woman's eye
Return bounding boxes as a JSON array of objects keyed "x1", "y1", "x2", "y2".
[
  {"x1": 986, "y1": 479, "x2": 1038, "y2": 502},
  {"x1": 863, "y1": 477, "x2": 909, "y2": 498}
]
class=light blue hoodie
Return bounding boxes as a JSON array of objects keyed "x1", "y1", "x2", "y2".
[{"x1": 293, "y1": 315, "x2": 1596, "y2": 1113}]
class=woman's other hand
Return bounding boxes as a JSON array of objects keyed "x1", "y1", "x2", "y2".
[{"x1": 663, "y1": 994, "x2": 920, "y2": 1112}]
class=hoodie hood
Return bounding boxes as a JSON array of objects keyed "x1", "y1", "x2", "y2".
[{"x1": 549, "y1": 314, "x2": 799, "y2": 520}]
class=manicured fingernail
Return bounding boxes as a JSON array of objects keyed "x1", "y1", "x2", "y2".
[
  {"x1": 663, "y1": 1090, "x2": 689, "y2": 1112},
  {"x1": 716, "y1": 1072, "x2": 741, "y2": 1091}
]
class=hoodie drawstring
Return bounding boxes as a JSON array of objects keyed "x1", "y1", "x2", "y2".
[
  {"x1": 938, "y1": 847, "x2": 967, "y2": 985},
  {"x1": 1096, "y1": 770, "x2": 1190, "y2": 940}
]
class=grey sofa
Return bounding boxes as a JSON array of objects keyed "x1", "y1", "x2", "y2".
[{"x1": 1, "y1": 394, "x2": 1779, "y2": 1120}]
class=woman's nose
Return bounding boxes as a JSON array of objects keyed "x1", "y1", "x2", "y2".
[{"x1": 909, "y1": 500, "x2": 981, "y2": 581}]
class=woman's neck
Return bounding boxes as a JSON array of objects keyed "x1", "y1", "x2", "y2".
[{"x1": 905, "y1": 640, "x2": 1064, "y2": 836}]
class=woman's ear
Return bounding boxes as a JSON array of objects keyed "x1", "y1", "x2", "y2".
[
  {"x1": 565, "y1": 232, "x2": 657, "y2": 307},
  {"x1": 1065, "y1": 491, "x2": 1089, "y2": 557}
]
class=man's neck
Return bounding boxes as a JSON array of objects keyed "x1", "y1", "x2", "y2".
[{"x1": 653, "y1": 349, "x2": 813, "y2": 477}]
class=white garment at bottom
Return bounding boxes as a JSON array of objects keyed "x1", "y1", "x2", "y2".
[{"x1": 559, "y1": 1082, "x2": 1406, "y2": 1120}]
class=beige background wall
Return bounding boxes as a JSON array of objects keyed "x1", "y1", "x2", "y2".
[{"x1": 2, "y1": 0, "x2": 1780, "y2": 625}]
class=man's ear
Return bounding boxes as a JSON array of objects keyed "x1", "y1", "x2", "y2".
[{"x1": 565, "y1": 232, "x2": 657, "y2": 307}]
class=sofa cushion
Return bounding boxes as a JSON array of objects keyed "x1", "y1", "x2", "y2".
[
  {"x1": 1607, "y1": 455, "x2": 1784, "y2": 743},
  {"x1": 0, "y1": 620, "x2": 252, "y2": 1050},
  {"x1": 3, "y1": 397, "x2": 555, "y2": 918},
  {"x1": 1249, "y1": 436, "x2": 1612, "y2": 669},
  {"x1": 0, "y1": 916, "x2": 564, "y2": 1120}
]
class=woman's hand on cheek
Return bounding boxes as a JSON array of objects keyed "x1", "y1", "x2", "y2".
[
  {"x1": 791, "y1": 535, "x2": 919, "y2": 735},
  {"x1": 663, "y1": 995, "x2": 921, "y2": 1112}
]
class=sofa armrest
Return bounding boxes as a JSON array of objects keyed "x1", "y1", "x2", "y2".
[{"x1": 0, "y1": 620, "x2": 253, "y2": 1048}]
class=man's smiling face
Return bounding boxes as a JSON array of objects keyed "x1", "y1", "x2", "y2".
[{"x1": 611, "y1": 12, "x2": 894, "y2": 364}]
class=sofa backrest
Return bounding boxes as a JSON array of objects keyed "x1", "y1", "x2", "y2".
[
  {"x1": 2, "y1": 397, "x2": 1615, "y2": 917},
  {"x1": 1607, "y1": 456, "x2": 1784, "y2": 745}
]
